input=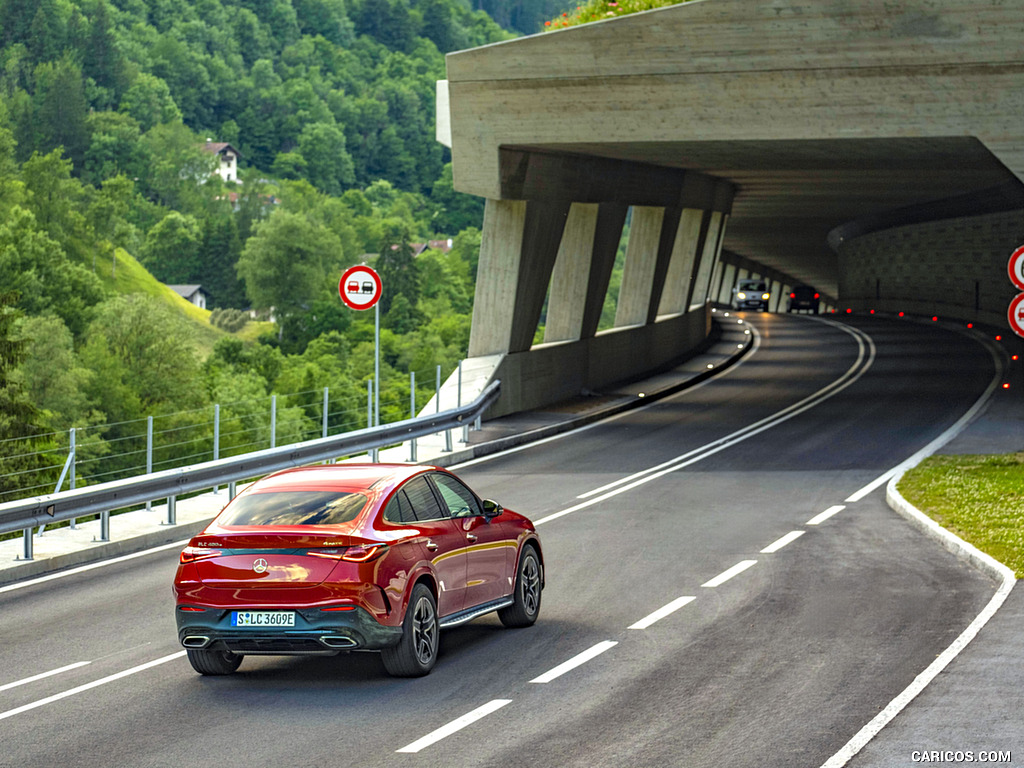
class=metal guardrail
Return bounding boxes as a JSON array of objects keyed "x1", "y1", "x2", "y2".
[{"x1": 0, "y1": 381, "x2": 500, "y2": 549}]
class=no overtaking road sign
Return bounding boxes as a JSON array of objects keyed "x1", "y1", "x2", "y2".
[{"x1": 339, "y1": 265, "x2": 382, "y2": 311}]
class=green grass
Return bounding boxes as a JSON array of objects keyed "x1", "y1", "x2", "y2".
[
  {"x1": 543, "y1": 0, "x2": 692, "y2": 30},
  {"x1": 95, "y1": 246, "x2": 271, "y2": 358},
  {"x1": 898, "y1": 454, "x2": 1024, "y2": 578}
]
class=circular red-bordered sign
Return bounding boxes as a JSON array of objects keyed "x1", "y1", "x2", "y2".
[
  {"x1": 1009, "y1": 245, "x2": 1024, "y2": 292},
  {"x1": 339, "y1": 265, "x2": 382, "y2": 310},
  {"x1": 1008, "y1": 293, "x2": 1024, "y2": 339}
]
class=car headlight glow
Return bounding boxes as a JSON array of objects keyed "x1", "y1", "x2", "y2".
[{"x1": 737, "y1": 292, "x2": 747, "y2": 299}]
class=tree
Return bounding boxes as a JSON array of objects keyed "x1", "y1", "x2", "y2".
[
  {"x1": 0, "y1": 291, "x2": 58, "y2": 501},
  {"x1": 82, "y1": 111, "x2": 143, "y2": 186},
  {"x1": 375, "y1": 219, "x2": 419, "y2": 314},
  {"x1": 236, "y1": 210, "x2": 343, "y2": 343},
  {"x1": 200, "y1": 214, "x2": 247, "y2": 308},
  {"x1": 13, "y1": 314, "x2": 97, "y2": 431},
  {"x1": 119, "y1": 73, "x2": 182, "y2": 132},
  {"x1": 297, "y1": 122, "x2": 355, "y2": 195},
  {"x1": 32, "y1": 56, "x2": 89, "y2": 170},
  {"x1": 139, "y1": 211, "x2": 202, "y2": 284},
  {"x1": 0, "y1": 206, "x2": 107, "y2": 338},
  {"x1": 79, "y1": 294, "x2": 205, "y2": 417}
]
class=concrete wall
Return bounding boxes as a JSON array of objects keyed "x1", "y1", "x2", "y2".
[
  {"x1": 487, "y1": 307, "x2": 712, "y2": 419},
  {"x1": 835, "y1": 209, "x2": 1024, "y2": 325}
]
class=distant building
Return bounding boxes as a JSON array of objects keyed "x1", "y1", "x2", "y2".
[
  {"x1": 168, "y1": 284, "x2": 208, "y2": 310},
  {"x1": 202, "y1": 141, "x2": 241, "y2": 183}
]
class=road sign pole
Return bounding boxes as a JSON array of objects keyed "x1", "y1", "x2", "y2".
[{"x1": 374, "y1": 301, "x2": 380, "y2": 431}]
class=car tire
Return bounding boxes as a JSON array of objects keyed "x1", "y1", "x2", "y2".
[
  {"x1": 382, "y1": 583, "x2": 439, "y2": 677},
  {"x1": 186, "y1": 648, "x2": 242, "y2": 676},
  {"x1": 499, "y1": 547, "x2": 542, "y2": 628}
]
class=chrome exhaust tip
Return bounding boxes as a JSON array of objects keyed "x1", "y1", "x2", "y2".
[
  {"x1": 319, "y1": 636, "x2": 357, "y2": 649},
  {"x1": 182, "y1": 635, "x2": 211, "y2": 649}
]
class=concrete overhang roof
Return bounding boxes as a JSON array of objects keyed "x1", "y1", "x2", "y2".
[{"x1": 443, "y1": 0, "x2": 1024, "y2": 298}]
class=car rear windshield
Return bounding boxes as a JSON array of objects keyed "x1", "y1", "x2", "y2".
[{"x1": 217, "y1": 491, "x2": 369, "y2": 526}]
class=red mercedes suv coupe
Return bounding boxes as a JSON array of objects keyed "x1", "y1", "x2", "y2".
[{"x1": 174, "y1": 464, "x2": 543, "y2": 677}]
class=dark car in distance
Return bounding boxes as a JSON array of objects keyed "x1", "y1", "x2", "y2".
[
  {"x1": 174, "y1": 464, "x2": 543, "y2": 678},
  {"x1": 787, "y1": 285, "x2": 821, "y2": 314}
]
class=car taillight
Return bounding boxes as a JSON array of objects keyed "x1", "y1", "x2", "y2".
[
  {"x1": 305, "y1": 545, "x2": 388, "y2": 562},
  {"x1": 789, "y1": 293, "x2": 796, "y2": 298},
  {"x1": 180, "y1": 546, "x2": 223, "y2": 564},
  {"x1": 813, "y1": 293, "x2": 820, "y2": 299}
]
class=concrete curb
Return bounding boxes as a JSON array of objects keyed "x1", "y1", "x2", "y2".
[{"x1": 885, "y1": 473, "x2": 1016, "y2": 586}]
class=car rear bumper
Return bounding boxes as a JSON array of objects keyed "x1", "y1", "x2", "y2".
[{"x1": 176, "y1": 604, "x2": 403, "y2": 654}]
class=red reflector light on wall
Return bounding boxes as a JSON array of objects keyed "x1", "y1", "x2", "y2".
[
  {"x1": 996, "y1": 335, "x2": 1003, "y2": 341},
  {"x1": 932, "y1": 316, "x2": 938, "y2": 322},
  {"x1": 846, "y1": 308, "x2": 853, "y2": 314},
  {"x1": 899, "y1": 312, "x2": 905, "y2": 317},
  {"x1": 967, "y1": 323, "x2": 974, "y2": 328},
  {"x1": 1003, "y1": 383, "x2": 1011, "y2": 390}
]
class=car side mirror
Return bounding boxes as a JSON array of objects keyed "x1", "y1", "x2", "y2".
[{"x1": 482, "y1": 499, "x2": 503, "y2": 519}]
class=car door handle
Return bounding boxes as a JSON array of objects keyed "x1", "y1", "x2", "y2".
[
  {"x1": 467, "y1": 534, "x2": 478, "y2": 543},
  {"x1": 425, "y1": 541, "x2": 438, "y2": 551}
]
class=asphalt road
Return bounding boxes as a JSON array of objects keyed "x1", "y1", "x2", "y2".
[{"x1": 0, "y1": 313, "x2": 1001, "y2": 768}]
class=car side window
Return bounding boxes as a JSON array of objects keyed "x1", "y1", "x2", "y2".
[
  {"x1": 401, "y1": 476, "x2": 448, "y2": 521},
  {"x1": 383, "y1": 489, "x2": 417, "y2": 524},
  {"x1": 430, "y1": 474, "x2": 482, "y2": 519}
]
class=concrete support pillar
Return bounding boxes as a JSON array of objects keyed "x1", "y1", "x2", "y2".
[
  {"x1": 469, "y1": 198, "x2": 571, "y2": 356},
  {"x1": 769, "y1": 279, "x2": 784, "y2": 312},
  {"x1": 470, "y1": 199, "x2": 527, "y2": 357},
  {"x1": 579, "y1": 203, "x2": 630, "y2": 339},
  {"x1": 615, "y1": 206, "x2": 665, "y2": 327},
  {"x1": 545, "y1": 203, "x2": 600, "y2": 343},
  {"x1": 689, "y1": 211, "x2": 726, "y2": 309},
  {"x1": 657, "y1": 208, "x2": 705, "y2": 316},
  {"x1": 718, "y1": 262, "x2": 738, "y2": 304}
]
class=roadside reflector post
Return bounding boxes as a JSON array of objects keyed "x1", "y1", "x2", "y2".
[{"x1": 409, "y1": 371, "x2": 417, "y2": 462}]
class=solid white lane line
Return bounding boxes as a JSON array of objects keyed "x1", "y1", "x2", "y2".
[
  {"x1": 808, "y1": 505, "x2": 846, "y2": 526},
  {"x1": 0, "y1": 652, "x2": 185, "y2": 722},
  {"x1": 453, "y1": 321, "x2": 761, "y2": 474},
  {"x1": 628, "y1": 596, "x2": 696, "y2": 630},
  {"x1": 0, "y1": 662, "x2": 91, "y2": 693},
  {"x1": 760, "y1": 531, "x2": 805, "y2": 554},
  {"x1": 530, "y1": 641, "x2": 618, "y2": 684},
  {"x1": 845, "y1": 469, "x2": 899, "y2": 503},
  {"x1": 702, "y1": 560, "x2": 758, "y2": 588},
  {"x1": 577, "y1": 320, "x2": 872, "y2": 501},
  {"x1": 396, "y1": 699, "x2": 513, "y2": 754},
  {"x1": 0, "y1": 540, "x2": 189, "y2": 594}
]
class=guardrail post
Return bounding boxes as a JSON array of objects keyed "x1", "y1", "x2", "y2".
[
  {"x1": 270, "y1": 395, "x2": 277, "y2": 449},
  {"x1": 97, "y1": 510, "x2": 109, "y2": 542},
  {"x1": 368, "y1": 379, "x2": 378, "y2": 461},
  {"x1": 441, "y1": 365, "x2": 452, "y2": 452},
  {"x1": 459, "y1": 360, "x2": 468, "y2": 444},
  {"x1": 68, "y1": 428, "x2": 77, "y2": 528},
  {"x1": 228, "y1": 481, "x2": 237, "y2": 499},
  {"x1": 21, "y1": 527, "x2": 33, "y2": 560},
  {"x1": 409, "y1": 371, "x2": 417, "y2": 462},
  {"x1": 146, "y1": 416, "x2": 153, "y2": 511},
  {"x1": 322, "y1": 387, "x2": 329, "y2": 439},
  {"x1": 166, "y1": 495, "x2": 176, "y2": 526},
  {"x1": 213, "y1": 404, "x2": 220, "y2": 493}
]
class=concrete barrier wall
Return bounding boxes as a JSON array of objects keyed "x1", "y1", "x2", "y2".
[
  {"x1": 486, "y1": 306, "x2": 711, "y2": 418},
  {"x1": 835, "y1": 209, "x2": 1024, "y2": 324}
]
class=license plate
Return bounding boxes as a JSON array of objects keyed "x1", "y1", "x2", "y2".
[{"x1": 231, "y1": 611, "x2": 295, "y2": 628}]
